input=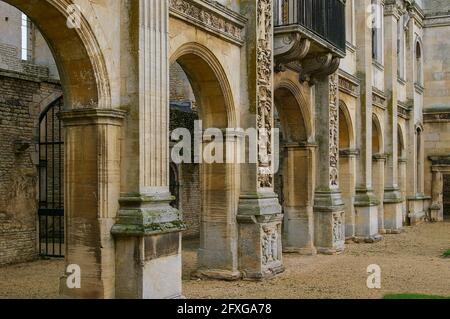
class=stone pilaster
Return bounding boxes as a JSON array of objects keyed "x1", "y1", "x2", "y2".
[
  {"x1": 339, "y1": 149, "x2": 358, "y2": 239},
  {"x1": 430, "y1": 170, "x2": 444, "y2": 222},
  {"x1": 59, "y1": 108, "x2": 126, "y2": 299},
  {"x1": 193, "y1": 131, "x2": 240, "y2": 280},
  {"x1": 237, "y1": 0, "x2": 284, "y2": 280},
  {"x1": 313, "y1": 74, "x2": 345, "y2": 254},
  {"x1": 373, "y1": 154, "x2": 387, "y2": 233},
  {"x1": 111, "y1": 0, "x2": 184, "y2": 299},
  {"x1": 383, "y1": 2, "x2": 404, "y2": 232},
  {"x1": 282, "y1": 143, "x2": 316, "y2": 255},
  {"x1": 354, "y1": 0, "x2": 381, "y2": 242}
]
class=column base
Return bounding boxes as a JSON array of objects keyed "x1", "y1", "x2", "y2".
[
  {"x1": 313, "y1": 190, "x2": 346, "y2": 254},
  {"x1": 406, "y1": 195, "x2": 431, "y2": 226},
  {"x1": 237, "y1": 192, "x2": 284, "y2": 280},
  {"x1": 352, "y1": 234, "x2": 383, "y2": 243},
  {"x1": 282, "y1": 209, "x2": 315, "y2": 255},
  {"x1": 430, "y1": 204, "x2": 444, "y2": 222},
  {"x1": 111, "y1": 193, "x2": 185, "y2": 299},
  {"x1": 191, "y1": 269, "x2": 241, "y2": 281},
  {"x1": 283, "y1": 246, "x2": 317, "y2": 255},
  {"x1": 383, "y1": 188, "x2": 404, "y2": 232},
  {"x1": 354, "y1": 188, "x2": 381, "y2": 239}
]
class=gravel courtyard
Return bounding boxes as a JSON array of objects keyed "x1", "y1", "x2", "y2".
[{"x1": 1, "y1": 220, "x2": 449, "y2": 299}]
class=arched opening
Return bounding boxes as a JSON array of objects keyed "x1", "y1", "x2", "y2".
[
  {"x1": 274, "y1": 84, "x2": 315, "y2": 254},
  {"x1": 416, "y1": 126, "x2": 423, "y2": 194},
  {"x1": 169, "y1": 44, "x2": 239, "y2": 280},
  {"x1": 415, "y1": 40, "x2": 423, "y2": 85},
  {"x1": 0, "y1": 0, "x2": 115, "y2": 298},
  {"x1": 338, "y1": 101, "x2": 356, "y2": 238},
  {"x1": 372, "y1": 115, "x2": 382, "y2": 155},
  {"x1": 38, "y1": 97, "x2": 64, "y2": 257},
  {"x1": 397, "y1": 125, "x2": 407, "y2": 222},
  {"x1": 0, "y1": 1, "x2": 66, "y2": 267},
  {"x1": 372, "y1": 114, "x2": 385, "y2": 230}
]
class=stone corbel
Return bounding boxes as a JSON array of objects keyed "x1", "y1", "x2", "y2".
[
  {"x1": 299, "y1": 54, "x2": 340, "y2": 85},
  {"x1": 274, "y1": 33, "x2": 311, "y2": 73}
]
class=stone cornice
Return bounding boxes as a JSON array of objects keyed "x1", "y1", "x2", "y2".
[
  {"x1": 169, "y1": 0, "x2": 246, "y2": 46},
  {"x1": 338, "y1": 70, "x2": 360, "y2": 98},
  {"x1": 424, "y1": 13, "x2": 450, "y2": 28},
  {"x1": 398, "y1": 100, "x2": 411, "y2": 119},
  {"x1": 407, "y1": 1, "x2": 425, "y2": 27},
  {"x1": 373, "y1": 87, "x2": 387, "y2": 110}
]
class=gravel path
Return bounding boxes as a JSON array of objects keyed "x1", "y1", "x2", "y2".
[{"x1": 1, "y1": 221, "x2": 449, "y2": 299}]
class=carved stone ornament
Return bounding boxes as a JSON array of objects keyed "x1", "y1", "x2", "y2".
[
  {"x1": 299, "y1": 53, "x2": 340, "y2": 85},
  {"x1": 257, "y1": 0, "x2": 274, "y2": 188},
  {"x1": 274, "y1": 33, "x2": 311, "y2": 72},
  {"x1": 332, "y1": 211, "x2": 345, "y2": 244},
  {"x1": 169, "y1": 0, "x2": 244, "y2": 44},
  {"x1": 262, "y1": 225, "x2": 279, "y2": 265},
  {"x1": 329, "y1": 73, "x2": 339, "y2": 188}
]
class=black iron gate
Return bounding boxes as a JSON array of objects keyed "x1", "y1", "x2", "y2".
[{"x1": 38, "y1": 97, "x2": 64, "y2": 257}]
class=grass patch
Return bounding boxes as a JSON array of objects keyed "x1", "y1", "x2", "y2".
[
  {"x1": 384, "y1": 294, "x2": 449, "y2": 299},
  {"x1": 443, "y1": 249, "x2": 450, "y2": 258}
]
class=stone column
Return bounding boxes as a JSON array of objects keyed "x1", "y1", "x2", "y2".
[
  {"x1": 111, "y1": 0, "x2": 184, "y2": 299},
  {"x1": 398, "y1": 158, "x2": 408, "y2": 222},
  {"x1": 59, "y1": 109, "x2": 126, "y2": 299},
  {"x1": 194, "y1": 130, "x2": 240, "y2": 280},
  {"x1": 373, "y1": 154, "x2": 387, "y2": 233},
  {"x1": 354, "y1": 0, "x2": 381, "y2": 242},
  {"x1": 237, "y1": 0, "x2": 284, "y2": 279},
  {"x1": 430, "y1": 170, "x2": 444, "y2": 222},
  {"x1": 383, "y1": 3, "x2": 404, "y2": 232},
  {"x1": 313, "y1": 73, "x2": 345, "y2": 254},
  {"x1": 282, "y1": 143, "x2": 316, "y2": 255},
  {"x1": 339, "y1": 149, "x2": 358, "y2": 238}
]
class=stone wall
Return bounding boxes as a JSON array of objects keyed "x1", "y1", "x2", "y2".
[{"x1": 0, "y1": 72, "x2": 62, "y2": 265}]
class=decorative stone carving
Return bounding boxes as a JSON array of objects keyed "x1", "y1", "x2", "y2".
[
  {"x1": 262, "y1": 225, "x2": 279, "y2": 265},
  {"x1": 338, "y1": 74, "x2": 359, "y2": 97},
  {"x1": 257, "y1": 0, "x2": 274, "y2": 188},
  {"x1": 169, "y1": 0, "x2": 245, "y2": 45},
  {"x1": 332, "y1": 211, "x2": 345, "y2": 244},
  {"x1": 274, "y1": 33, "x2": 311, "y2": 72},
  {"x1": 424, "y1": 112, "x2": 450, "y2": 122},
  {"x1": 372, "y1": 89, "x2": 386, "y2": 109},
  {"x1": 299, "y1": 53, "x2": 340, "y2": 84},
  {"x1": 329, "y1": 73, "x2": 339, "y2": 188}
]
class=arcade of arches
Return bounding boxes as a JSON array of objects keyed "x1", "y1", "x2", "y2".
[{"x1": 0, "y1": 0, "x2": 449, "y2": 299}]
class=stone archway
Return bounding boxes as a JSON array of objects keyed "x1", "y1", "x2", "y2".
[
  {"x1": 1, "y1": 0, "x2": 123, "y2": 299},
  {"x1": 338, "y1": 101, "x2": 357, "y2": 238},
  {"x1": 274, "y1": 80, "x2": 315, "y2": 255},
  {"x1": 398, "y1": 125, "x2": 408, "y2": 222},
  {"x1": 170, "y1": 43, "x2": 240, "y2": 280},
  {"x1": 372, "y1": 114, "x2": 385, "y2": 232}
]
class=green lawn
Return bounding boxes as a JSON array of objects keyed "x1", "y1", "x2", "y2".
[{"x1": 384, "y1": 294, "x2": 449, "y2": 299}]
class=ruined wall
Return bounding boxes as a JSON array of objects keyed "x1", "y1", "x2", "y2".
[{"x1": 0, "y1": 72, "x2": 62, "y2": 265}]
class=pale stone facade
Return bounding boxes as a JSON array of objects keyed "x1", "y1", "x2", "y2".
[{"x1": 0, "y1": 0, "x2": 448, "y2": 299}]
